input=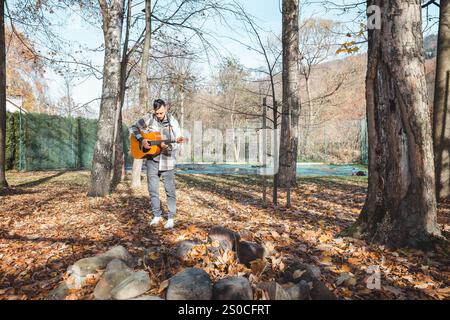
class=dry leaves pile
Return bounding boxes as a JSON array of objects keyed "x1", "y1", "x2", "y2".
[{"x1": 0, "y1": 171, "x2": 449, "y2": 300}]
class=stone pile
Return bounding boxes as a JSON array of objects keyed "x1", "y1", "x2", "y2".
[
  {"x1": 47, "y1": 246, "x2": 156, "y2": 300},
  {"x1": 170, "y1": 226, "x2": 337, "y2": 300},
  {"x1": 47, "y1": 226, "x2": 337, "y2": 300}
]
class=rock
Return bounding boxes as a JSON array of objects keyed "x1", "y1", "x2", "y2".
[
  {"x1": 166, "y1": 268, "x2": 213, "y2": 300},
  {"x1": 213, "y1": 276, "x2": 253, "y2": 300},
  {"x1": 70, "y1": 256, "x2": 111, "y2": 277},
  {"x1": 308, "y1": 279, "x2": 337, "y2": 300},
  {"x1": 283, "y1": 262, "x2": 320, "y2": 283},
  {"x1": 285, "y1": 262, "x2": 336, "y2": 300},
  {"x1": 105, "y1": 259, "x2": 133, "y2": 273},
  {"x1": 355, "y1": 170, "x2": 366, "y2": 176},
  {"x1": 296, "y1": 264, "x2": 321, "y2": 279},
  {"x1": 211, "y1": 239, "x2": 233, "y2": 252},
  {"x1": 94, "y1": 259, "x2": 134, "y2": 300},
  {"x1": 65, "y1": 273, "x2": 87, "y2": 289},
  {"x1": 69, "y1": 246, "x2": 134, "y2": 277},
  {"x1": 207, "y1": 240, "x2": 235, "y2": 261},
  {"x1": 130, "y1": 295, "x2": 164, "y2": 300},
  {"x1": 175, "y1": 240, "x2": 198, "y2": 260},
  {"x1": 46, "y1": 283, "x2": 69, "y2": 300},
  {"x1": 99, "y1": 245, "x2": 134, "y2": 267},
  {"x1": 257, "y1": 282, "x2": 291, "y2": 300},
  {"x1": 286, "y1": 280, "x2": 311, "y2": 300},
  {"x1": 111, "y1": 271, "x2": 151, "y2": 300},
  {"x1": 208, "y1": 226, "x2": 240, "y2": 251},
  {"x1": 237, "y1": 241, "x2": 267, "y2": 267}
]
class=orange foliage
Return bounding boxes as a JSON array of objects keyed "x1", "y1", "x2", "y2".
[{"x1": 5, "y1": 27, "x2": 47, "y2": 112}]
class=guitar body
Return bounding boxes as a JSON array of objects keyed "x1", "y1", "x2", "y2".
[{"x1": 130, "y1": 131, "x2": 164, "y2": 159}]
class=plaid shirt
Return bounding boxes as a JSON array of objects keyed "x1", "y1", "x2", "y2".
[{"x1": 130, "y1": 112, "x2": 181, "y2": 171}]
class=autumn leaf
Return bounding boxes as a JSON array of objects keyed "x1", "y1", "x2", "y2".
[
  {"x1": 158, "y1": 280, "x2": 170, "y2": 294},
  {"x1": 250, "y1": 259, "x2": 268, "y2": 276}
]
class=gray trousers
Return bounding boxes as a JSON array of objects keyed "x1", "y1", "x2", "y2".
[{"x1": 146, "y1": 159, "x2": 176, "y2": 219}]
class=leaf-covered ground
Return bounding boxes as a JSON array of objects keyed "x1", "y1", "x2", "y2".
[{"x1": 0, "y1": 170, "x2": 449, "y2": 300}]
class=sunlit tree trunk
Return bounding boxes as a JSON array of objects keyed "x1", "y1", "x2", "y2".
[
  {"x1": 131, "y1": 0, "x2": 151, "y2": 188},
  {"x1": 350, "y1": 0, "x2": 441, "y2": 249},
  {"x1": 88, "y1": 0, "x2": 124, "y2": 197},
  {"x1": 111, "y1": 0, "x2": 132, "y2": 192},
  {"x1": 279, "y1": 0, "x2": 300, "y2": 187},
  {"x1": 433, "y1": 0, "x2": 450, "y2": 201}
]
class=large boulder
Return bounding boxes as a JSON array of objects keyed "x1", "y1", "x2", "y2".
[
  {"x1": 175, "y1": 240, "x2": 198, "y2": 261},
  {"x1": 166, "y1": 268, "x2": 213, "y2": 300},
  {"x1": 208, "y1": 226, "x2": 240, "y2": 251},
  {"x1": 69, "y1": 256, "x2": 111, "y2": 277},
  {"x1": 99, "y1": 245, "x2": 135, "y2": 267},
  {"x1": 111, "y1": 271, "x2": 151, "y2": 300},
  {"x1": 237, "y1": 241, "x2": 267, "y2": 267},
  {"x1": 94, "y1": 259, "x2": 134, "y2": 300},
  {"x1": 256, "y1": 282, "x2": 291, "y2": 300},
  {"x1": 213, "y1": 276, "x2": 253, "y2": 300},
  {"x1": 69, "y1": 246, "x2": 134, "y2": 277}
]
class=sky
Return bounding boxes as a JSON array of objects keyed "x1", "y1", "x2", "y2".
[{"x1": 8, "y1": 0, "x2": 440, "y2": 116}]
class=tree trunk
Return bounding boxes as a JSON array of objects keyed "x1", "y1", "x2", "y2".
[
  {"x1": 433, "y1": 0, "x2": 450, "y2": 201},
  {"x1": 111, "y1": 109, "x2": 124, "y2": 190},
  {"x1": 111, "y1": 0, "x2": 132, "y2": 192},
  {"x1": 180, "y1": 90, "x2": 185, "y2": 131},
  {"x1": 279, "y1": 0, "x2": 300, "y2": 188},
  {"x1": 131, "y1": 0, "x2": 151, "y2": 189},
  {"x1": 349, "y1": 0, "x2": 441, "y2": 249},
  {"x1": 0, "y1": 0, "x2": 8, "y2": 189},
  {"x1": 302, "y1": 75, "x2": 313, "y2": 158},
  {"x1": 179, "y1": 90, "x2": 185, "y2": 158},
  {"x1": 88, "y1": 0, "x2": 124, "y2": 197}
]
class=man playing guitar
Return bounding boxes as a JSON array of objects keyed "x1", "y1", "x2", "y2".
[{"x1": 130, "y1": 99, "x2": 181, "y2": 229}]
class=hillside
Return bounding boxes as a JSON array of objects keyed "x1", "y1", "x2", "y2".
[{"x1": 304, "y1": 53, "x2": 437, "y2": 123}]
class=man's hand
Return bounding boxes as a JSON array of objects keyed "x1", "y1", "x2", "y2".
[
  {"x1": 142, "y1": 139, "x2": 151, "y2": 149},
  {"x1": 160, "y1": 142, "x2": 169, "y2": 150}
]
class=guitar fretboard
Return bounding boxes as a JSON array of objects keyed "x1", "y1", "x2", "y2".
[{"x1": 149, "y1": 139, "x2": 176, "y2": 146}]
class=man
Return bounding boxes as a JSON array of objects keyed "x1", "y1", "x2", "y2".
[{"x1": 130, "y1": 99, "x2": 181, "y2": 229}]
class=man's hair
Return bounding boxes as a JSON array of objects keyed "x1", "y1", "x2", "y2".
[{"x1": 153, "y1": 99, "x2": 166, "y2": 110}]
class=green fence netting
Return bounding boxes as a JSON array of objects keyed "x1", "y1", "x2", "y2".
[{"x1": 6, "y1": 111, "x2": 131, "y2": 171}]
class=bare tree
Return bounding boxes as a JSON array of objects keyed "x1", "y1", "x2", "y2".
[
  {"x1": 298, "y1": 18, "x2": 341, "y2": 155},
  {"x1": 0, "y1": 0, "x2": 7, "y2": 188},
  {"x1": 433, "y1": 0, "x2": 450, "y2": 201},
  {"x1": 218, "y1": 58, "x2": 249, "y2": 161},
  {"x1": 130, "y1": 0, "x2": 151, "y2": 189},
  {"x1": 279, "y1": 0, "x2": 300, "y2": 188},
  {"x1": 111, "y1": 0, "x2": 133, "y2": 192},
  {"x1": 88, "y1": 0, "x2": 125, "y2": 197},
  {"x1": 56, "y1": 74, "x2": 95, "y2": 117},
  {"x1": 348, "y1": 0, "x2": 441, "y2": 249}
]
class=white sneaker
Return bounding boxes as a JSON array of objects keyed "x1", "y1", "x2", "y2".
[
  {"x1": 149, "y1": 216, "x2": 162, "y2": 226},
  {"x1": 164, "y1": 219, "x2": 174, "y2": 229}
]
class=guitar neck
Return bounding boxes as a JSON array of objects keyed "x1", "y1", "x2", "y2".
[{"x1": 149, "y1": 139, "x2": 176, "y2": 146}]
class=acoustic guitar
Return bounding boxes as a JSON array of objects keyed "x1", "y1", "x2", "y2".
[{"x1": 130, "y1": 131, "x2": 188, "y2": 159}]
